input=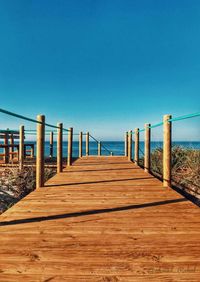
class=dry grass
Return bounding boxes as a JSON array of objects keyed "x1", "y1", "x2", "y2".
[
  {"x1": 171, "y1": 147, "x2": 200, "y2": 197},
  {"x1": 140, "y1": 146, "x2": 200, "y2": 198},
  {"x1": 0, "y1": 167, "x2": 56, "y2": 214},
  {"x1": 1, "y1": 148, "x2": 199, "y2": 214}
]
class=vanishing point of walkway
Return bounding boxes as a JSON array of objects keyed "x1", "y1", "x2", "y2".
[{"x1": 0, "y1": 156, "x2": 200, "y2": 281}]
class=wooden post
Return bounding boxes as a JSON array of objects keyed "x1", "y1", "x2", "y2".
[
  {"x1": 24, "y1": 144, "x2": 27, "y2": 159},
  {"x1": 128, "y1": 130, "x2": 132, "y2": 161},
  {"x1": 36, "y1": 115, "x2": 45, "y2": 189},
  {"x1": 98, "y1": 141, "x2": 101, "y2": 156},
  {"x1": 67, "y1": 127, "x2": 73, "y2": 166},
  {"x1": 144, "y1": 124, "x2": 151, "y2": 173},
  {"x1": 10, "y1": 133, "x2": 14, "y2": 161},
  {"x1": 19, "y1": 126, "x2": 24, "y2": 170},
  {"x1": 86, "y1": 132, "x2": 89, "y2": 156},
  {"x1": 79, "y1": 132, "x2": 83, "y2": 158},
  {"x1": 57, "y1": 123, "x2": 63, "y2": 173},
  {"x1": 17, "y1": 146, "x2": 19, "y2": 161},
  {"x1": 49, "y1": 131, "x2": 54, "y2": 157},
  {"x1": 124, "y1": 132, "x2": 128, "y2": 156},
  {"x1": 163, "y1": 114, "x2": 172, "y2": 187},
  {"x1": 4, "y1": 132, "x2": 9, "y2": 164},
  {"x1": 30, "y1": 145, "x2": 34, "y2": 158},
  {"x1": 134, "y1": 128, "x2": 139, "y2": 165}
]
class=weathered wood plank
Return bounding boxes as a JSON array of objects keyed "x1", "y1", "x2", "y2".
[{"x1": 0, "y1": 156, "x2": 199, "y2": 281}]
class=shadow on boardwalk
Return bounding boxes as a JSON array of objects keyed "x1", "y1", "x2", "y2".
[
  {"x1": 0, "y1": 198, "x2": 187, "y2": 226},
  {"x1": 45, "y1": 177, "x2": 154, "y2": 187}
]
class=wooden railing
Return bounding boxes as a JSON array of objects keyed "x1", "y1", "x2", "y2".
[
  {"x1": 1, "y1": 108, "x2": 199, "y2": 191},
  {"x1": 125, "y1": 112, "x2": 200, "y2": 188},
  {"x1": 0, "y1": 109, "x2": 113, "y2": 190}
]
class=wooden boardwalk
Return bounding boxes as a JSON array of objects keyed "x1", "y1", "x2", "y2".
[{"x1": 0, "y1": 156, "x2": 200, "y2": 281}]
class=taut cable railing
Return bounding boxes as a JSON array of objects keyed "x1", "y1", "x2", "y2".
[
  {"x1": 0, "y1": 108, "x2": 72, "y2": 188},
  {"x1": 0, "y1": 108, "x2": 70, "y2": 131},
  {"x1": 0, "y1": 107, "x2": 115, "y2": 190},
  {"x1": 89, "y1": 134, "x2": 113, "y2": 156},
  {"x1": 125, "y1": 112, "x2": 200, "y2": 190},
  {"x1": 2, "y1": 106, "x2": 199, "y2": 193}
]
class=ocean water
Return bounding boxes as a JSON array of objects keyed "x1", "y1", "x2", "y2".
[
  {"x1": 23, "y1": 141, "x2": 200, "y2": 157},
  {"x1": 0, "y1": 141, "x2": 200, "y2": 158}
]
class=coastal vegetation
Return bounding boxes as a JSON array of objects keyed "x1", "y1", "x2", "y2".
[
  {"x1": 0, "y1": 145, "x2": 199, "y2": 215},
  {"x1": 0, "y1": 167, "x2": 56, "y2": 214},
  {"x1": 140, "y1": 146, "x2": 200, "y2": 199}
]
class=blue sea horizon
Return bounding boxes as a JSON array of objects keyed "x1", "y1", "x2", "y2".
[
  {"x1": 0, "y1": 141, "x2": 200, "y2": 158},
  {"x1": 31, "y1": 141, "x2": 200, "y2": 157}
]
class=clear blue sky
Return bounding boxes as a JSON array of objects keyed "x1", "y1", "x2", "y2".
[{"x1": 0, "y1": 0, "x2": 200, "y2": 140}]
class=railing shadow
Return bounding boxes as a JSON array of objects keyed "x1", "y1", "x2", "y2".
[
  {"x1": 45, "y1": 177, "x2": 155, "y2": 187},
  {"x1": 0, "y1": 198, "x2": 187, "y2": 226},
  {"x1": 73, "y1": 162, "x2": 130, "y2": 166},
  {"x1": 63, "y1": 167, "x2": 139, "y2": 173}
]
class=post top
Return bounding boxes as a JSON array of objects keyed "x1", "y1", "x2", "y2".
[
  {"x1": 37, "y1": 115, "x2": 45, "y2": 122},
  {"x1": 37, "y1": 114, "x2": 45, "y2": 118},
  {"x1": 163, "y1": 114, "x2": 172, "y2": 121}
]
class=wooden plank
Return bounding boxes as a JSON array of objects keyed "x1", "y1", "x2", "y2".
[{"x1": 0, "y1": 156, "x2": 200, "y2": 281}]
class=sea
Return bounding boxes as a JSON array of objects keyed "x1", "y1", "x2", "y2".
[{"x1": 0, "y1": 141, "x2": 200, "y2": 158}]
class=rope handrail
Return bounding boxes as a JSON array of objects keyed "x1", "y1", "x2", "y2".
[
  {"x1": 89, "y1": 134, "x2": 113, "y2": 155},
  {"x1": 138, "y1": 129, "x2": 145, "y2": 132},
  {"x1": 168, "y1": 112, "x2": 200, "y2": 122},
  {"x1": 25, "y1": 129, "x2": 71, "y2": 133},
  {"x1": 0, "y1": 129, "x2": 19, "y2": 134},
  {"x1": 137, "y1": 122, "x2": 164, "y2": 133},
  {"x1": 24, "y1": 130, "x2": 86, "y2": 136},
  {"x1": 132, "y1": 140, "x2": 145, "y2": 156},
  {"x1": 0, "y1": 108, "x2": 69, "y2": 131},
  {"x1": 101, "y1": 143, "x2": 113, "y2": 155},
  {"x1": 149, "y1": 122, "x2": 164, "y2": 129},
  {"x1": 134, "y1": 112, "x2": 200, "y2": 133},
  {"x1": 89, "y1": 134, "x2": 99, "y2": 144},
  {"x1": 25, "y1": 129, "x2": 69, "y2": 134},
  {"x1": 24, "y1": 132, "x2": 69, "y2": 136}
]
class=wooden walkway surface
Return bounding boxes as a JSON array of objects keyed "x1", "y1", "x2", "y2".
[{"x1": 0, "y1": 156, "x2": 200, "y2": 281}]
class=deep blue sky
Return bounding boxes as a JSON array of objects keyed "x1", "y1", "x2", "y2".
[{"x1": 0, "y1": 0, "x2": 200, "y2": 140}]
